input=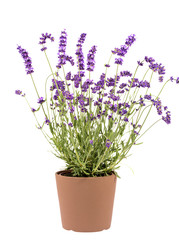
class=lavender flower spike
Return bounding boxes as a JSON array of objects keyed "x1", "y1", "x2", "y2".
[
  {"x1": 106, "y1": 139, "x2": 112, "y2": 148},
  {"x1": 86, "y1": 45, "x2": 97, "y2": 72},
  {"x1": 37, "y1": 97, "x2": 45, "y2": 104},
  {"x1": 56, "y1": 29, "x2": 67, "y2": 69},
  {"x1": 17, "y1": 45, "x2": 34, "y2": 74},
  {"x1": 76, "y1": 33, "x2": 87, "y2": 71},
  {"x1": 125, "y1": 34, "x2": 136, "y2": 47},
  {"x1": 39, "y1": 33, "x2": 54, "y2": 51},
  {"x1": 15, "y1": 90, "x2": 22, "y2": 95}
]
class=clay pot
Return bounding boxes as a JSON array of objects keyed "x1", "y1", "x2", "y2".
[{"x1": 55, "y1": 170, "x2": 117, "y2": 232}]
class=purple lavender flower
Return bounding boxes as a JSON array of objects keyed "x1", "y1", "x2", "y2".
[
  {"x1": 37, "y1": 97, "x2": 45, "y2": 104},
  {"x1": 39, "y1": 33, "x2": 54, "y2": 51},
  {"x1": 124, "y1": 117, "x2": 129, "y2": 122},
  {"x1": 119, "y1": 83, "x2": 127, "y2": 89},
  {"x1": 31, "y1": 108, "x2": 36, "y2": 112},
  {"x1": 66, "y1": 72, "x2": 71, "y2": 80},
  {"x1": 63, "y1": 91, "x2": 74, "y2": 100},
  {"x1": 176, "y1": 77, "x2": 179, "y2": 84},
  {"x1": 145, "y1": 56, "x2": 155, "y2": 63},
  {"x1": 17, "y1": 45, "x2": 34, "y2": 74},
  {"x1": 152, "y1": 98, "x2": 162, "y2": 115},
  {"x1": 86, "y1": 45, "x2": 97, "y2": 72},
  {"x1": 162, "y1": 111, "x2": 171, "y2": 124},
  {"x1": 137, "y1": 60, "x2": 144, "y2": 66},
  {"x1": 120, "y1": 71, "x2": 132, "y2": 77},
  {"x1": 106, "y1": 139, "x2": 112, "y2": 148},
  {"x1": 66, "y1": 55, "x2": 75, "y2": 66},
  {"x1": 15, "y1": 90, "x2": 22, "y2": 95},
  {"x1": 56, "y1": 30, "x2": 67, "y2": 69},
  {"x1": 115, "y1": 58, "x2": 123, "y2": 65},
  {"x1": 67, "y1": 101, "x2": 75, "y2": 113},
  {"x1": 159, "y1": 76, "x2": 164, "y2": 82},
  {"x1": 121, "y1": 109, "x2": 127, "y2": 115},
  {"x1": 144, "y1": 94, "x2": 152, "y2": 100},
  {"x1": 76, "y1": 33, "x2": 87, "y2": 71},
  {"x1": 112, "y1": 45, "x2": 128, "y2": 56},
  {"x1": 128, "y1": 78, "x2": 139, "y2": 88},
  {"x1": 68, "y1": 122, "x2": 73, "y2": 127},
  {"x1": 72, "y1": 74, "x2": 81, "y2": 88},
  {"x1": 108, "y1": 94, "x2": 120, "y2": 101},
  {"x1": 170, "y1": 76, "x2": 174, "y2": 82},
  {"x1": 139, "y1": 97, "x2": 145, "y2": 106},
  {"x1": 106, "y1": 76, "x2": 120, "y2": 87},
  {"x1": 139, "y1": 80, "x2": 150, "y2": 88},
  {"x1": 112, "y1": 34, "x2": 135, "y2": 59},
  {"x1": 145, "y1": 56, "x2": 166, "y2": 81},
  {"x1": 82, "y1": 79, "x2": 93, "y2": 92},
  {"x1": 45, "y1": 117, "x2": 50, "y2": 125},
  {"x1": 105, "y1": 64, "x2": 110, "y2": 67},
  {"x1": 89, "y1": 140, "x2": 93, "y2": 145},
  {"x1": 125, "y1": 34, "x2": 136, "y2": 46}
]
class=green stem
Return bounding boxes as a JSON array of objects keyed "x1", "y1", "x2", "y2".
[
  {"x1": 136, "y1": 119, "x2": 161, "y2": 142},
  {"x1": 30, "y1": 74, "x2": 47, "y2": 119},
  {"x1": 124, "y1": 65, "x2": 139, "y2": 103}
]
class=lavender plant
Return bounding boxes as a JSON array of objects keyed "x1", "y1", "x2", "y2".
[{"x1": 16, "y1": 30, "x2": 179, "y2": 177}]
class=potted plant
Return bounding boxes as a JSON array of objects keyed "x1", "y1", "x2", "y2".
[{"x1": 15, "y1": 30, "x2": 179, "y2": 232}]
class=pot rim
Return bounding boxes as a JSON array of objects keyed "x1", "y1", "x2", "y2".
[{"x1": 55, "y1": 170, "x2": 116, "y2": 179}]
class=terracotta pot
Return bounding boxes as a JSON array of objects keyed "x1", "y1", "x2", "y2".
[{"x1": 55, "y1": 170, "x2": 117, "y2": 232}]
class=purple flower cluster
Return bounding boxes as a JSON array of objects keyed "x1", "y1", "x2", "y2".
[
  {"x1": 106, "y1": 139, "x2": 112, "y2": 148},
  {"x1": 56, "y1": 30, "x2": 74, "y2": 69},
  {"x1": 145, "y1": 56, "x2": 165, "y2": 82},
  {"x1": 76, "y1": 33, "x2": 87, "y2": 71},
  {"x1": 144, "y1": 95, "x2": 171, "y2": 124},
  {"x1": 68, "y1": 122, "x2": 73, "y2": 127},
  {"x1": 31, "y1": 108, "x2": 36, "y2": 112},
  {"x1": 39, "y1": 33, "x2": 54, "y2": 51},
  {"x1": 112, "y1": 34, "x2": 136, "y2": 65},
  {"x1": 81, "y1": 79, "x2": 93, "y2": 92},
  {"x1": 15, "y1": 90, "x2": 22, "y2": 95},
  {"x1": 56, "y1": 30, "x2": 67, "y2": 68},
  {"x1": 72, "y1": 74, "x2": 82, "y2": 88},
  {"x1": 125, "y1": 34, "x2": 136, "y2": 47},
  {"x1": 152, "y1": 98, "x2": 162, "y2": 115},
  {"x1": 37, "y1": 97, "x2": 45, "y2": 104},
  {"x1": 17, "y1": 46, "x2": 34, "y2": 74},
  {"x1": 45, "y1": 117, "x2": 50, "y2": 125},
  {"x1": 144, "y1": 94, "x2": 152, "y2": 100},
  {"x1": 128, "y1": 78, "x2": 150, "y2": 88},
  {"x1": 137, "y1": 60, "x2": 144, "y2": 66},
  {"x1": 105, "y1": 64, "x2": 110, "y2": 67},
  {"x1": 120, "y1": 71, "x2": 132, "y2": 77},
  {"x1": 162, "y1": 111, "x2": 171, "y2": 124},
  {"x1": 115, "y1": 58, "x2": 123, "y2": 65},
  {"x1": 68, "y1": 102, "x2": 75, "y2": 113},
  {"x1": 63, "y1": 91, "x2": 74, "y2": 100},
  {"x1": 50, "y1": 79, "x2": 65, "y2": 92},
  {"x1": 106, "y1": 75, "x2": 120, "y2": 87},
  {"x1": 91, "y1": 73, "x2": 105, "y2": 93},
  {"x1": 86, "y1": 45, "x2": 97, "y2": 71}
]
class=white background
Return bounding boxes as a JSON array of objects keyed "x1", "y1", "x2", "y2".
[{"x1": 1, "y1": 0, "x2": 179, "y2": 239}]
